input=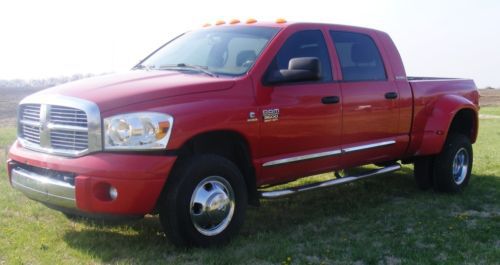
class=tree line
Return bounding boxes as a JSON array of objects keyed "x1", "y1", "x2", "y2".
[{"x1": 0, "y1": 73, "x2": 100, "y2": 90}]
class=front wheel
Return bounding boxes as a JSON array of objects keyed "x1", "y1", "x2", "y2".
[
  {"x1": 433, "y1": 134, "x2": 473, "y2": 192},
  {"x1": 159, "y1": 155, "x2": 247, "y2": 247}
]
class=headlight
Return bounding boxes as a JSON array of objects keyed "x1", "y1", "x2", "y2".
[{"x1": 104, "y1": 112, "x2": 173, "y2": 151}]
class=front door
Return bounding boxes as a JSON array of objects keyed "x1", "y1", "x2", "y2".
[{"x1": 257, "y1": 29, "x2": 342, "y2": 185}]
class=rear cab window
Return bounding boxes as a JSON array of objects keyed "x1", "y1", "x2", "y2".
[{"x1": 330, "y1": 31, "x2": 386, "y2": 81}]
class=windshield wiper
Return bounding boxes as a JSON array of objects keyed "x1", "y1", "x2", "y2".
[
  {"x1": 158, "y1": 63, "x2": 218, "y2": 77},
  {"x1": 132, "y1": 64, "x2": 155, "y2": 70}
]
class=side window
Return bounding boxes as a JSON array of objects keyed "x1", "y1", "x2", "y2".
[
  {"x1": 268, "y1": 30, "x2": 332, "y2": 82},
  {"x1": 330, "y1": 31, "x2": 386, "y2": 81}
]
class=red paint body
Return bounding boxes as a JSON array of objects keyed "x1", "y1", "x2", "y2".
[{"x1": 7, "y1": 22, "x2": 479, "y2": 215}]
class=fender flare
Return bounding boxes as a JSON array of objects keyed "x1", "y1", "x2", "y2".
[{"x1": 413, "y1": 94, "x2": 478, "y2": 156}]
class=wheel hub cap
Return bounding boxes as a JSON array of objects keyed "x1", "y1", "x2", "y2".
[
  {"x1": 190, "y1": 176, "x2": 235, "y2": 236},
  {"x1": 452, "y1": 148, "x2": 469, "y2": 185}
]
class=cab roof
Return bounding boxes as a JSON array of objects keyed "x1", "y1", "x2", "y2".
[{"x1": 200, "y1": 20, "x2": 382, "y2": 34}]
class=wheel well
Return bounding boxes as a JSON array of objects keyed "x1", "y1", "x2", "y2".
[
  {"x1": 176, "y1": 131, "x2": 259, "y2": 206},
  {"x1": 448, "y1": 109, "x2": 477, "y2": 141}
]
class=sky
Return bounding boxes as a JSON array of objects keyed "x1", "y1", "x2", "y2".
[{"x1": 0, "y1": 0, "x2": 499, "y2": 88}]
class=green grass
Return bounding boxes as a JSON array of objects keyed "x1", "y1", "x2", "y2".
[
  {"x1": 481, "y1": 106, "x2": 500, "y2": 116},
  {"x1": 0, "y1": 127, "x2": 16, "y2": 148},
  {"x1": 1, "y1": 109, "x2": 499, "y2": 264}
]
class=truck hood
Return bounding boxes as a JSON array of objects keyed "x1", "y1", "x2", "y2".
[{"x1": 35, "y1": 71, "x2": 236, "y2": 111}]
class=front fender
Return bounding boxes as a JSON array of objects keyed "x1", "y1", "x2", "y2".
[{"x1": 410, "y1": 94, "x2": 478, "y2": 156}]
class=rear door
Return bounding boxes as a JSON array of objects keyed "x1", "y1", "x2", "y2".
[{"x1": 329, "y1": 30, "x2": 406, "y2": 167}]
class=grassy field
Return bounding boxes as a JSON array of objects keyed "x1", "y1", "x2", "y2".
[
  {"x1": 481, "y1": 106, "x2": 500, "y2": 117},
  {"x1": 0, "y1": 110, "x2": 499, "y2": 264}
]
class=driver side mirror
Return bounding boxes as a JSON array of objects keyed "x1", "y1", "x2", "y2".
[{"x1": 266, "y1": 57, "x2": 321, "y2": 85}]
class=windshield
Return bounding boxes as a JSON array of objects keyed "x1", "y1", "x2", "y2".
[{"x1": 137, "y1": 26, "x2": 280, "y2": 76}]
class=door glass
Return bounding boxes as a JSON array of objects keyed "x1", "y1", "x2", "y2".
[
  {"x1": 268, "y1": 30, "x2": 333, "y2": 82},
  {"x1": 330, "y1": 31, "x2": 386, "y2": 81}
]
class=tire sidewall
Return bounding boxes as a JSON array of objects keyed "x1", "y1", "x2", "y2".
[
  {"x1": 434, "y1": 134, "x2": 473, "y2": 192},
  {"x1": 171, "y1": 155, "x2": 247, "y2": 247}
]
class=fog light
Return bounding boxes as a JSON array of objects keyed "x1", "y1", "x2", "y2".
[{"x1": 109, "y1": 186, "x2": 118, "y2": 200}]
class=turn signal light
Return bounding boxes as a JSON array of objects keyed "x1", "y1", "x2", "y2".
[
  {"x1": 215, "y1": 20, "x2": 226, "y2": 25},
  {"x1": 229, "y1": 19, "x2": 240, "y2": 24},
  {"x1": 202, "y1": 23, "x2": 211, "y2": 27},
  {"x1": 276, "y1": 18, "x2": 287, "y2": 23}
]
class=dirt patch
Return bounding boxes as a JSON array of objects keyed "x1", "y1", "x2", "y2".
[
  {"x1": 0, "y1": 87, "x2": 42, "y2": 126},
  {"x1": 453, "y1": 206, "x2": 499, "y2": 219},
  {"x1": 479, "y1": 89, "x2": 500, "y2": 107},
  {"x1": 382, "y1": 256, "x2": 402, "y2": 265}
]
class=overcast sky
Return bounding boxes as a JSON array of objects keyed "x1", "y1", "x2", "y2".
[{"x1": 0, "y1": 0, "x2": 499, "y2": 88}]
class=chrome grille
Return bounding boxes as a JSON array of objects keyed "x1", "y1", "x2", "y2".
[
  {"x1": 21, "y1": 124, "x2": 41, "y2": 144},
  {"x1": 17, "y1": 95, "x2": 102, "y2": 157},
  {"x1": 21, "y1": 104, "x2": 41, "y2": 122},
  {"x1": 19, "y1": 104, "x2": 42, "y2": 145},
  {"x1": 49, "y1": 106, "x2": 88, "y2": 127},
  {"x1": 48, "y1": 105, "x2": 89, "y2": 151},
  {"x1": 50, "y1": 130, "x2": 88, "y2": 150}
]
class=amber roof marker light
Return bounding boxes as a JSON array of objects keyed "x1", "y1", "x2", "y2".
[
  {"x1": 246, "y1": 18, "x2": 257, "y2": 24},
  {"x1": 205, "y1": 18, "x2": 289, "y2": 27},
  {"x1": 215, "y1": 20, "x2": 226, "y2": 26}
]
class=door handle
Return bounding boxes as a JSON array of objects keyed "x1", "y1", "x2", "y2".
[
  {"x1": 385, "y1": 92, "x2": 398, "y2": 99},
  {"x1": 321, "y1": 96, "x2": 340, "y2": 104}
]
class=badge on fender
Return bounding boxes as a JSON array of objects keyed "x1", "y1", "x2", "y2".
[{"x1": 263, "y1": 108, "x2": 279, "y2": 122}]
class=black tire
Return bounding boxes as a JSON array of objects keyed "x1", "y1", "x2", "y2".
[
  {"x1": 159, "y1": 155, "x2": 248, "y2": 247},
  {"x1": 433, "y1": 134, "x2": 473, "y2": 192},
  {"x1": 414, "y1": 156, "x2": 435, "y2": 190}
]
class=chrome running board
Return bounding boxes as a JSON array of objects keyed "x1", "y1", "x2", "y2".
[{"x1": 259, "y1": 164, "x2": 401, "y2": 199}]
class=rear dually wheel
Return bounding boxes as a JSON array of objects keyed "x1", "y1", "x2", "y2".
[{"x1": 433, "y1": 134, "x2": 473, "y2": 192}]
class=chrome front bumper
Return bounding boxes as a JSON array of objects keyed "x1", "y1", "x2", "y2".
[{"x1": 11, "y1": 167, "x2": 76, "y2": 209}]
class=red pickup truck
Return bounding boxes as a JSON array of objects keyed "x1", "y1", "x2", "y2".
[{"x1": 7, "y1": 20, "x2": 479, "y2": 247}]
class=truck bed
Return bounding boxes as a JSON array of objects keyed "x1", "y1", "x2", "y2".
[
  {"x1": 408, "y1": 77, "x2": 477, "y2": 96},
  {"x1": 405, "y1": 77, "x2": 479, "y2": 156},
  {"x1": 407, "y1": 76, "x2": 465, "y2": 81}
]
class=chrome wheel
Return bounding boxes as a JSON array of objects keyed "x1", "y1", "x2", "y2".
[
  {"x1": 452, "y1": 148, "x2": 469, "y2": 185},
  {"x1": 190, "y1": 176, "x2": 235, "y2": 236}
]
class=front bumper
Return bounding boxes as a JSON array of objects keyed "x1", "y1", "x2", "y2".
[
  {"x1": 7, "y1": 140, "x2": 177, "y2": 215},
  {"x1": 11, "y1": 166, "x2": 76, "y2": 209}
]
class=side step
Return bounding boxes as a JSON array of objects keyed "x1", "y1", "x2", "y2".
[{"x1": 259, "y1": 164, "x2": 401, "y2": 199}]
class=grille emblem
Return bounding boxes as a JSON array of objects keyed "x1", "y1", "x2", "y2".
[{"x1": 40, "y1": 121, "x2": 47, "y2": 132}]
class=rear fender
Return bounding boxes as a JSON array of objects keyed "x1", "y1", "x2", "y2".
[{"x1": 414, "y1": 95, "x2": 478, "y2": 156}]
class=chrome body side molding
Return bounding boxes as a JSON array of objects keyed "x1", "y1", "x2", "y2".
[
  {"x1": 262, "y1": 149, "x2": 342, "y2": 167},
  {"x1": 342, "y1": 140, "x2": 396, "y2": 153},
  {"x1": 262, "y1": 140, "x2": 396, "y2": 167}
]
